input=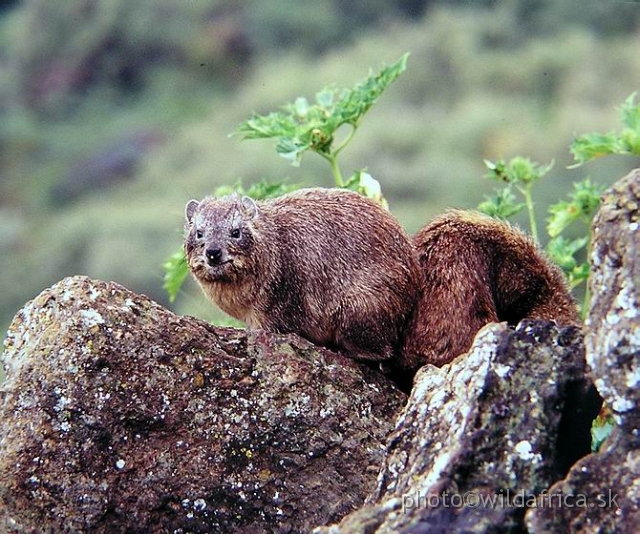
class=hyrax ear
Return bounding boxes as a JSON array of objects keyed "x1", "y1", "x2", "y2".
[
  {"x1": 240, "y1": 196, "x2": 259, "y2": 219},
  {"x1": 185, "y1": 199, "x2": 200, "y2": 222}
]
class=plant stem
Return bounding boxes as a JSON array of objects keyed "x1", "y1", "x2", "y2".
[
  {"x1": 319, "y1": 152, "x2": 344, "y2": 186},
  {"x1": 519, "y1": 184, "x2": 539, "y2": 242},
  {"x1": 324, "y1": 123, "x2": 359, "y2": 187},
  {"x1": 334, "y1": 123, "x2": 357, "y2": 156}
]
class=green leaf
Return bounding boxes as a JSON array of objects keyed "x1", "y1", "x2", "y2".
[
  {"x1": 163, "y1": 250, "x2": 189, "y2": 303},
  {"x1": 238, "y1": 112, "x2": 296, "y2": 140},
  {"x1": 567, "y1": 262, "x2": 590, "y2": 288},
  {"x1": 227, "y1": 179, "x2": 300, "y2": 199},
  {"x1": 511, "y1": 157, "x2": 553, "y2": 184},
  {"x1": 333, "y1": 52, "x2": 409, "y2": 126},
  {"x1": 484, "y1": 157, "x2": 553, "y2": 185},
  {"x1": 236, "y1": 53, "x2": 409, "y2": 167},
  {"x1": 214, "y1": 179, "x2": 298, "y2": 200},
  {"x1": 546, "y1": 235, "x2": 588, "y2": 273},
  {"x1": 619, "y1": 128, "x2": 640, "y2": 156},
  {"x1": 620, "y1": 92, "x2": 640, "y2": 132},
  {"x1": 477, "y1": 186, "x2": 526, "y2": 220},
  {"x1": 569, "y1": 94, "x2": 640, "y2": 166},
  {"x1": 547, "y1": 179, "x2": 602, "y2": 237},
  {"x1": 591, "y1": 406, "x2": 615, "y2": 453},
  {"x1": 572, "y1": 178, "x2": 603, "y2": 216},
  {"x1": 214, "y1": 183, "x2": 238, "y2": 197},
  {"x1": 547, "y1": 200, "x2": 579, "y2": 238},
  {"x1": 569, "y1": 132, "x2": 620, "y2": 166},
  {"x1": 483, "y1": 158, "x2": 507, "y2": 182},
  {"x1": 243, "y1": 179, "x2": 299, "y2": 199},
  {"x1": 276, "y1": 137, "x2": 309, "y2": 166},
  {"x1": 591, "y1": 420, "x2": 615, "y2": 453}
]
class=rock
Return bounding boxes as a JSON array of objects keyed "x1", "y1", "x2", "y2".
[
  {"x1": 584, "y1": 168, "x2": 640, "y2": 435},
  {"x1": 0, "y1": 276, "x2": 405, "y2": 534},
  {"x1": 315, "y1": 320, "x2": 598, "y2": 534},
  {"x1": 526, "y1": 169, "x2": 640, "y2": 533},
  {"x1": 525, "y1": 428, "x2": 637, "y2": 533}
]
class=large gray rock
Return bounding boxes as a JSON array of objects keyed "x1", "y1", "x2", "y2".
[
  {"x1": 526, "y1": 169, "x2": 640, "y2": 533},
  {"x1": 585, "y1": 168, "x2": 640, "y2": 435},
  {"x1": 0, "y1": 276, "x2": 405, "y2": 534},
  {"x1": 315, "y1": 319, "x2": 596, "y2": 534}
]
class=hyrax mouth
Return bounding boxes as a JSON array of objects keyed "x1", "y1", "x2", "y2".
[
  {"x1": 188, "y1": 252, "x2": 234, "y2": 282},
  {"x1": 203, "y1": 260, "x2": 235, "y2": 281}
]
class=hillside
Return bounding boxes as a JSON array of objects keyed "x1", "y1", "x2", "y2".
[{"x1": 0, "y1": 0, "x2": 639, "y2": 334}]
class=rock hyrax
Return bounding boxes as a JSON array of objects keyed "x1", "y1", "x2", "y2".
[
  {"x1": 184, "y1": 188, "x2": 421, "y2": 362},
  {"x1": 402, "y1": 209, "x2": 580, "y2": 369}
]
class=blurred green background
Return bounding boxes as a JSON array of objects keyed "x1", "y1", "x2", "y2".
[{"x1": 1, "y1": 0, "x2": 639, "y2": 346}]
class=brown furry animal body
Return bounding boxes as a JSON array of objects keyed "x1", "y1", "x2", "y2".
[
  {"x1": 184, "y1": 188, "x2": 421, "y2": 362},
  {"x1": 401, "y1": 209, "x2": 579, "y2": 370}
]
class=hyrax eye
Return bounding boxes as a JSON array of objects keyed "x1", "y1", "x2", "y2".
[
  {"x1": 195, "y1": 229, "x2": 204, "y2": 239},
  {"x1": 230, "y1": 228, "x2": 241, "y2": 239}
]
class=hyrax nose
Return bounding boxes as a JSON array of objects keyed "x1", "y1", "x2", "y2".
[{"x1": 206, "y1": 248, "x2": 223, "y2": 266}]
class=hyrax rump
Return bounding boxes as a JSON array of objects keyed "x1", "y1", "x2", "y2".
[
  {"x1": 184, "y1": 188, "x2": 421, "y2": 361},
  {"x1": 402, "y1": 209, "x2": 580, "y2": 370}
]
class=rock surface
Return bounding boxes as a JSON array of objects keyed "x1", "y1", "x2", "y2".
[
  {"x1": 315, "y1": 320, "x2": 598, "y2": 534},
  {"x1": 526, "y1": 168, "x2": 640, "y2": 533},
  {"x1": 0, "y1": 276, "x2": 405, "y2": 534},
  {"x1": 585, "y1": 168, "x2": 640, "y2": 435}
]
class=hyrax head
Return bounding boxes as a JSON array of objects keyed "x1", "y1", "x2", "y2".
[{"x1": 184, "y1": 194, "x2": 259, "y2": 282}]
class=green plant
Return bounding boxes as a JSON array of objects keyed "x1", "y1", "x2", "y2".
[
  {"x1": 237, "y1": 52, "x2": 408, "y2": 194},
  {"x1": 163, "y1": 54, "x2": 409, "y2": 302},
  {"x1": 479, "y1": 93, "x2": 640, "y2": 320},
  {"x1": 479, "y1": 157, "x2": 602, "y2": 318},
  {"x1": 567, "y1": 93, "x2": 640, "y2": 452},
  {"x1": 480, "y1": 156, "x2": 554, "y2": 242},
  {"x1": 546, "y1": 178, "x2": 604, "y2": 294},
  {"x1": 591, "y1": 405, "x2": 615, "y2": 453},
  {"x1": 569, "y1": 92, "x2": 640, "y2": 166}
]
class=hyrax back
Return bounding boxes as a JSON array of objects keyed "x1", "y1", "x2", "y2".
[
  {"x1": 402, "y1": 210, "x2": 579, "y2": 369},
  {"x1": 184, "y1": 187, "x2": 421, "y2": 361}
]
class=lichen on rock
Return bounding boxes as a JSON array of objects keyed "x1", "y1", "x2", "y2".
[
  {"x1": 585, "y1": 169, "x2": 640, "y2": 434},
  {"x1": 0, "y1": 276, "x2": 405, "y2": 534},
  {"x1": 526, "y1": 168, "x2": 640, "y2": 533},
  {"x1": 316, "y1": 320, "x2": 597, "y2": 534}
]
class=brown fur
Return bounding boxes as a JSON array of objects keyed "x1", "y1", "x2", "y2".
[
  {"x1": 184, "y1": 188, "x2": 421, "y2": 362},
  {"x1": 401, "y1": 209, "x2": 580, "y2": 370}
]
